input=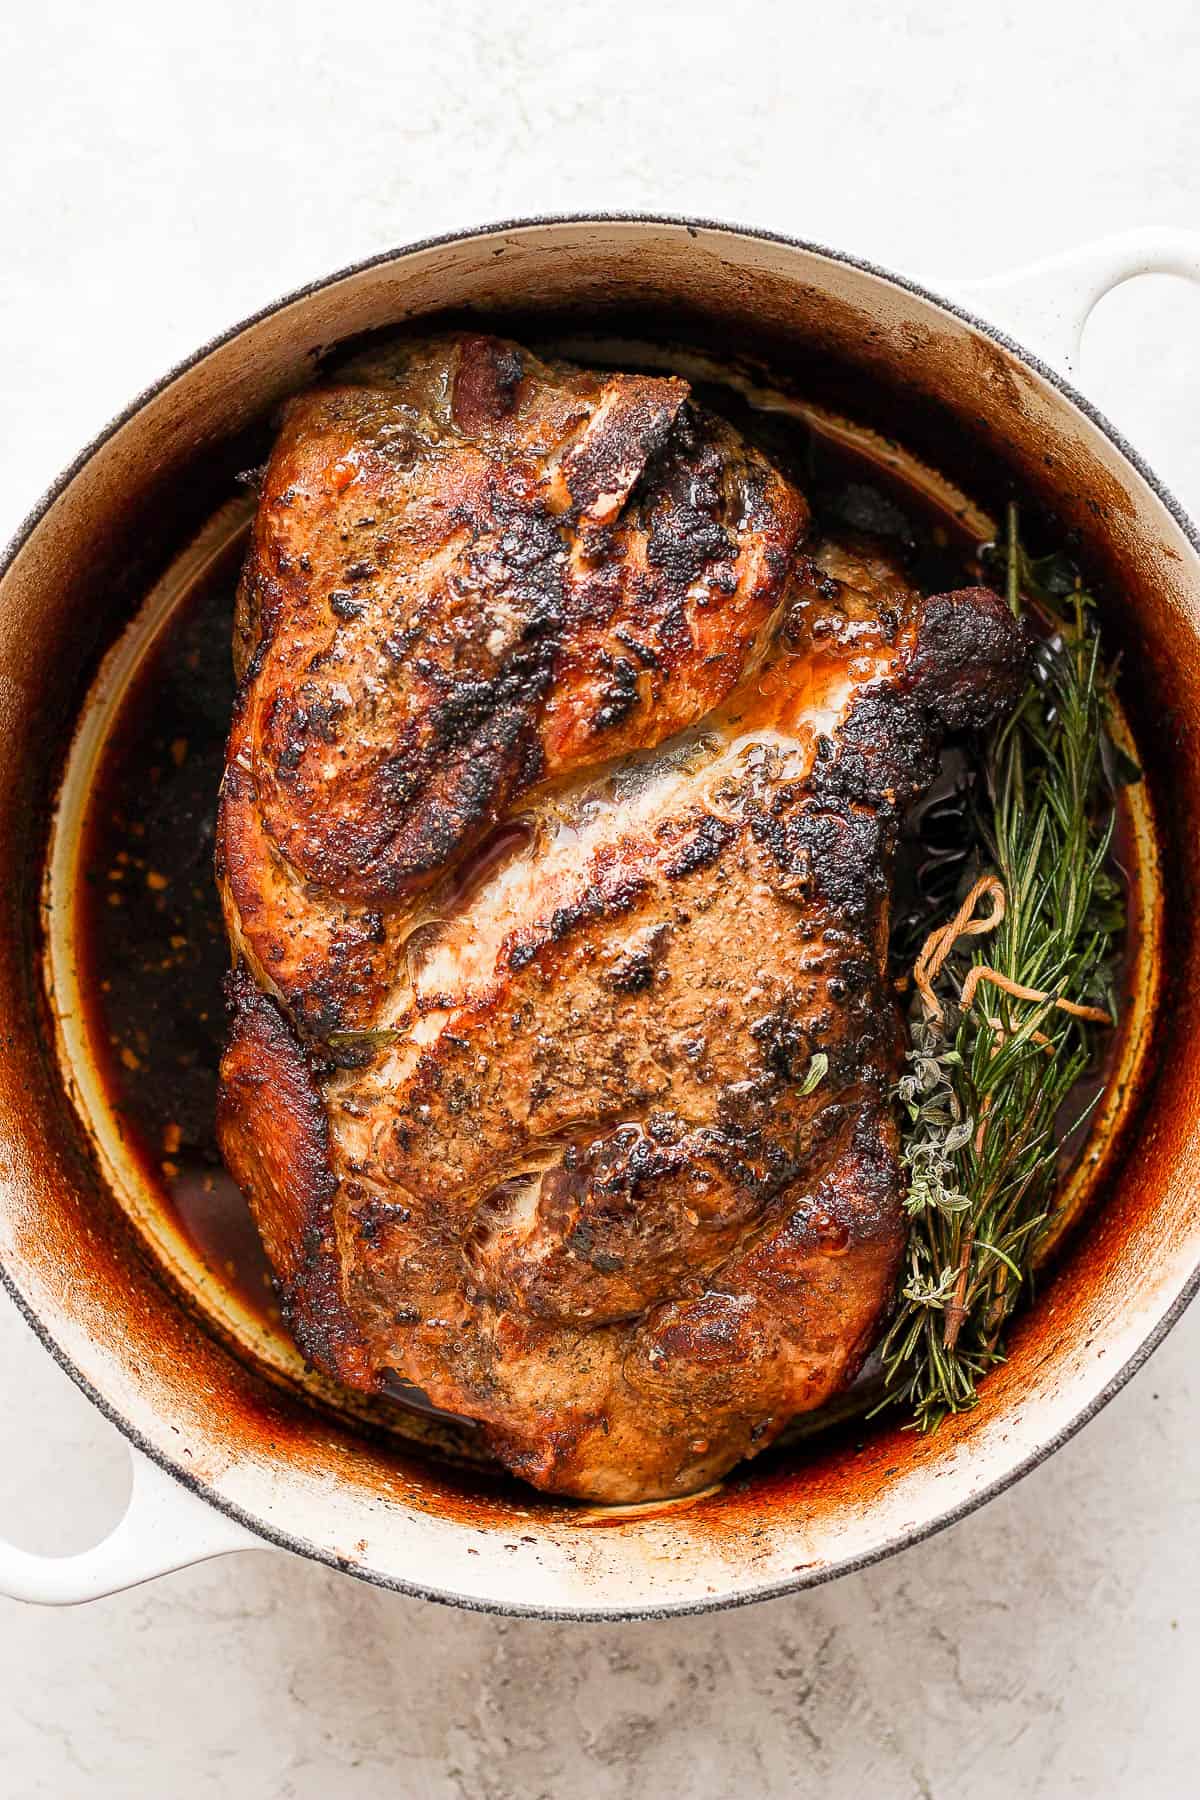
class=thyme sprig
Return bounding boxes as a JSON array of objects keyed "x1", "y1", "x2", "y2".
[{"x1": 877, "y1": 506, "x2": 1129, "y2": 1431}]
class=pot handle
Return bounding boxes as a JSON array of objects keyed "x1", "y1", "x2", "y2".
[
  {"x1": 0, "y1": 1443, "x2": 260, "y2": 1605},
  {"x1": 941, "y1": 226, "x2": 1200, "y2": 381}
]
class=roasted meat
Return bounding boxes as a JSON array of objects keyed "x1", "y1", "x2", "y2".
[{"x1": 216, "y1": 333, "x2": 1029, "y2": 1502}]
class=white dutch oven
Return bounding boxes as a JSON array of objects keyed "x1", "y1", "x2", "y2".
[{"x1": 1, "y1": 218, "x2": 1199, "y2": 1617}]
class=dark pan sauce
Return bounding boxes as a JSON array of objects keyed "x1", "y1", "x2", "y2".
[
  {"x1": 71, "y1": 380, "x2": 1141, "y2": 1420},
  {"x1": 75, "y1": 534, "x2": 280, "y2": 1329}
]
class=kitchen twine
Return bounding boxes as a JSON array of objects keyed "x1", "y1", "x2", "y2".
[{"x1": 911, "y1": 873, "x2": 1111, "y2": 1031}]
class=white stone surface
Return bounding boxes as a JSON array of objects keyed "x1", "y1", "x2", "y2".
[{"x1": 2, "y1": 2, "x2": 1200, "y2": 1793}]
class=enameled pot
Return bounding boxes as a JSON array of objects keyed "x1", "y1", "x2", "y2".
[{"x1": 2, "y1": 216, "x2": 1199, "y2": 1618}]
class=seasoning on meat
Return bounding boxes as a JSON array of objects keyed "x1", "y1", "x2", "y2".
[{"x1": 216, "y1": 333, "x2": 1029, "y2": 1502}]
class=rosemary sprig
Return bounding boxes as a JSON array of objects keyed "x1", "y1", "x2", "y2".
[{"x1": 877, "y1": 505, "x2": 1129, "y2": 1431}]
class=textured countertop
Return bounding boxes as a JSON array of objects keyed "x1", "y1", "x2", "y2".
[{"x1": 3, "y1": 3, "x2": 1199, "y2": 1794}]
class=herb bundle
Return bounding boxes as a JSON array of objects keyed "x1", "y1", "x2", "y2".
[{"x1": 878, "y1": 506, "x2": 1129, "y2": 1431}]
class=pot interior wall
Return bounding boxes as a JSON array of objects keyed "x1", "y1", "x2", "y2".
[{"x1": 1, "y1": 220, "x2": 1198, "y2": 1615}]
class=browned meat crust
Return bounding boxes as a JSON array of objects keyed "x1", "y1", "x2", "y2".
[{"x1": 216, "y1": 334, "x2": 1029, "y2": 1502}]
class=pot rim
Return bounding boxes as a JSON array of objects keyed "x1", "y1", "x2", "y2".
[{"x1": 3, "y1": 210, "x2": 1198, "y2": 1622}]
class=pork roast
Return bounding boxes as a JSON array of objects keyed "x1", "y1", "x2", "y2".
[{"x1": 215, "y1": 333, "x2": 1028, "y2": 1502}]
